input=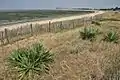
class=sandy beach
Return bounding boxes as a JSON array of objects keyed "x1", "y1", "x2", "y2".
[{"x1": 0, "y1": 11, "x2": 105, "y2": 31}]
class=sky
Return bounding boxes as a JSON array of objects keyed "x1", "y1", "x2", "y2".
[{"x1": 0, "y1": 0, "x2": 120, "y2": 10}]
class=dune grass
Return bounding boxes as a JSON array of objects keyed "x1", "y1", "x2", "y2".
[{"x1": 0, "y1": 12, "x2": 120, "y2": 80}]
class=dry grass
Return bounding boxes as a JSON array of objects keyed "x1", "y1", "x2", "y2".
[{"x1": 0, "y1": 12, "x2": 120, "y2": 80}]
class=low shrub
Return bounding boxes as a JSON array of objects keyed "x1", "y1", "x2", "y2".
[
  {"x1": 7, "y1": 43, "x2": 54, "y2": 80},
  {"x1": 80, "y1": 27, "x2": 98, "y2": 41},
  {"x1": 91, "y1": 21, "x2": 101, "y2": 26},
  {"x1": 103, "y1": 31, "x2": 119, "y2": 43}
]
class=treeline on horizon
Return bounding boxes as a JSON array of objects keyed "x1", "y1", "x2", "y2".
[
  {"x1": 99, "y1": 7, "x2": 120, "y2": 11},
  {"x1": 56, "y1": 7, "x2": 120, "y2": 11}
]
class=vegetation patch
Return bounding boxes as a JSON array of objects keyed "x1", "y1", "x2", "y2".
[
  {"x1": 1, "y1": 12, "x2": 120, "y2": 80},
  {"x1": 103, "y1": 31, "x2": 119, "y2": 43},
  {"x1": 7, "y1": 43, "x2": 54, "y2": 80},
  {"x1": 80, "y1": 27, "x2": 98, "y2": 41},
  {"x1": 100, "y1": 18, "x2": 120, "y2": 22},
  {"x1": 91, "y1": 21, "x2": 101, "y2": 26}
]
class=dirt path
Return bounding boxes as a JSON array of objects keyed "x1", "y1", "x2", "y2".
[{"x1": 0, "y1": 11, "x2": 105, "y2": 31}]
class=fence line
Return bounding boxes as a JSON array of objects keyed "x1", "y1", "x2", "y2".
[{"x1": 0, "y1": 13, "x2": 104, "y2": 46}]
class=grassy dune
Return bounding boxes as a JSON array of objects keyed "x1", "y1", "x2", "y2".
[{"x1": 0, "y1": 11, "x2": 120, "y2": 80}]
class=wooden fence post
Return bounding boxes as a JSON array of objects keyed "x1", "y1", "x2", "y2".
[
  {"x1": 91, "y1": 16, "x2": 93, "y2": 21},
  {"x1": 4, "y1": 28, "x2": 9, "y2": 44},
  {"x1": 0, "y1": 31, "x2": 4, "y2": 45},
  {"x1": 72, "y1": 20, "x2": 75, "y2": 28},
  {"x1": 60, "y1": 21, "x2": 63, "y2": 30},
  {"x1": 30, "y1": 24, "x2": 33, "y2": 36},
  {"x1": 52, "y1": 23, "x2": 55, "y2": 32},
  {"x1": 40, "y1": 25, "x2": 43, "y2": 33},
  {"x1": 20, "y1": 26, "x2": 23, "y2": 36},
  {"x1": 48, "y1": 21, "x2": 51, "y2": 32},
  {"x1": 83, "y1": 18, "x2": 85, "y2": 26},
  {"x1": 53, "y1": 23, "x2": 56, "y2": 32}
]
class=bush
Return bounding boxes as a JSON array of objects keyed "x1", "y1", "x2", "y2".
[
  {"x1": 103, "y1": 31, "x2": 119, "y2": 43},
  {"x1": 91, "y1": 21, "x2": 101, "y2": 26},
  {"x1": 7, "y1": 43, "x2": 54, "y2": 80},
  {"x1": 80, "y1": 27, "x2": 98, "y2": 41}
]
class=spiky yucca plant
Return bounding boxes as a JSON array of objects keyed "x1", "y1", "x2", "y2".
[
  {"x1": 7, "y1": 43, "x2": 54, "y2": 80},
  {"x1": 104, "y1": 31, "x2": 119, "y2": 43},
  {"x1": 80, "y1": 27, "x2": 98, "y2": 41}
]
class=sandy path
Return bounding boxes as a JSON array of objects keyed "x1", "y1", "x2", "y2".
[{"x1": 0, "y1": 11, "x2": 105, "y2": 31}]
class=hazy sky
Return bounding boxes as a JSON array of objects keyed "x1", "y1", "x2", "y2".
[{"x1": 0, "y1": 0, "x2": 120, "y2": 9}]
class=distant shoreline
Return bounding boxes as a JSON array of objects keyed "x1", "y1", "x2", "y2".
[
  {"x1": 0, "y1": 9, "x2": 95, "y2": 12},
  {"x1": 0, "y1": 10, "x2": 94, "y2": 26},
  {"x1": 0, "y1": 11, "x2": 104, "y2": 31},
  {"x1": 0, "y1": 13, "x2": 92, "y2": 26}
]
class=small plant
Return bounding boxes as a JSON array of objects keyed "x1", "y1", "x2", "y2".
[
  {"x1": 80, "y1": 27, "x2": 98, "y2": 41},
  {"x1": 7, "y1": 43, "x2": 54, "y2": 80},
  {"x1": 103, "y1": 31, "x2": 119, "y2": 43},
  {"x1": 91, "y1": 21, "x2": 101, "y2": 26}
]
